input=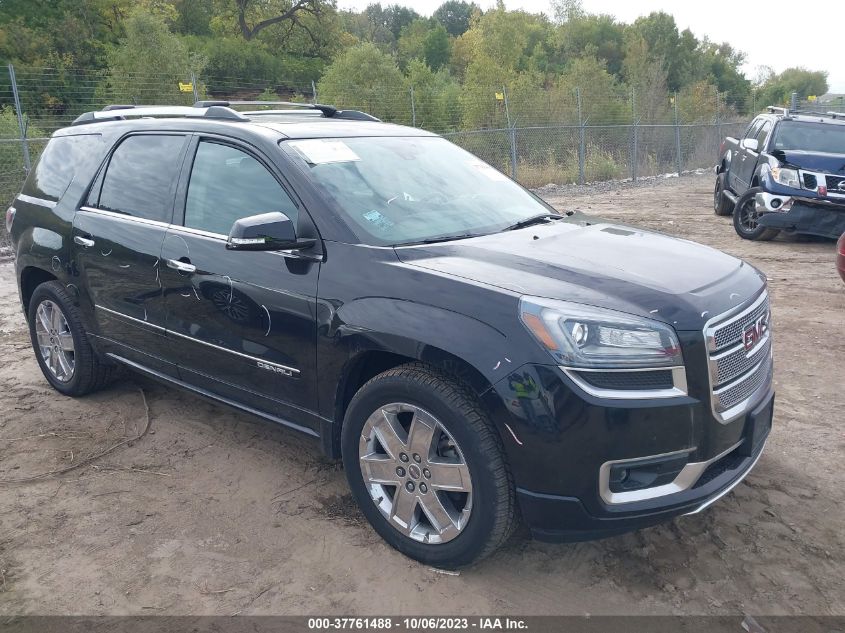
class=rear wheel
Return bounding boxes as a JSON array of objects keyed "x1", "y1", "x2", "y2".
[
  {"x1": 713, "y1": 173, "x2": 733, "y2": 216},
  {"x1": 342, "y1": 363, "x2": 515, "y2": 568},
  {"x1": 28, "y1": 281, "x2": 119, "y2": 396},
  {"x1": 733, "y1": 188, "x2": 780, "y2": 241}
]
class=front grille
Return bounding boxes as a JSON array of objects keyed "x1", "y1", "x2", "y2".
[
  {"x1": 714, "y1": 354, "x2": 772, "y2": 412},
  {"x1": 710, "y1": 295, "x2": 769, "y2": 351},
  {"x1": 825, "y1": 174, "x2": 845, "y2": 192},
  {"x1": 705, "y1": 293, "x2": 773, "y2": 420},
  {"x1": 713, "y1": 334, "x2": 772, "y2": 384},
  {"x1": 803, "y1": 173, "x2": 818, "y2": 189}
]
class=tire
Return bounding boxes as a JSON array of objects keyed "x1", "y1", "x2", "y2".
[
  {"x1": 713, "y1": 172, "x2": 733, "y2": 216},
  {"x1": 341, "y1": 362, "x2": 516, "y2": 568},
  {"x1": 733, "y1": 188, "x2": 780, "y2": 241},
  {"x1": 28, "y1": 281, "x2": 119, "y2": 396}
]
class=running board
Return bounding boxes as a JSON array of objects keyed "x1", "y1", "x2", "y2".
[{"x1": 723, "y1": 189, "x2": 738, "y2": 206}]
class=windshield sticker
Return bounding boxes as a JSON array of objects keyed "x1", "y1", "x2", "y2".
[
  {"x1": 467, "y1": 160, "x2": 509, "y2": 182},
  {"x1": 289, "y1": 140, "x2": 361, "y2": 165},
  {"x1": 362, "y1": 210, "x2": 394, "y2": 231}
]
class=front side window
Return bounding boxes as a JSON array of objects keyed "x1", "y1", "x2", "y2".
[
  {"x1": 97, "y1": 134, "x2": 187, "y2": 222},
  {"x1": 281, "y1": 136, "x2": 555, "y2": 246},
  {"x1": 184, "y1": 141, "x2": 298, "y2": 236}
]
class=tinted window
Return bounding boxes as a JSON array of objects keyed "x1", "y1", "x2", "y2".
[
  {"x1": 184, "y1": 141, "x2": 297, "y2": 235},
  {"x1": 97, "y1": 135, "x2": 186, "y2": 222},
  {"x1": 755, "y1": 121, "x2": 772, "y2": 150},
  {"x1": 22, "y1": 134, "x2": 103, "y2": 202},
  {"x1": 744, "y1": 119, "x2": 763, "y2": 140}
]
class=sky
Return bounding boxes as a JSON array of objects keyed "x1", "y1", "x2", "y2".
[{"x1": 337, "y1": 0, "x2": 844, "y2": 94}]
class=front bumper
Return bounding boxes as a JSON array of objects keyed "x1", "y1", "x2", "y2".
[
  {"x1": 515, "y1": 389, "x2": 773, "y2": 542},
  {"x1": 755, "y1": 196, "x2": 845, "y2": 239}
]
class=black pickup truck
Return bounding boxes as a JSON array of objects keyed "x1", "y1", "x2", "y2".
[{"x1": 714, "y1": 108, "x2": 845, "y2": 241}]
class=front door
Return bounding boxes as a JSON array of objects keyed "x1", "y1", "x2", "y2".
[
  {"x1": 158, "y1": 138, "x2": 321, "y2": 429},
  {"x1": 72, "y1": 133, "x2": 190, "y2": 376}
]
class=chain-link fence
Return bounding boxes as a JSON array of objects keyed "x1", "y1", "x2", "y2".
[{"x1": 1, "y1": 64, "x2": 755, "y2": 253}]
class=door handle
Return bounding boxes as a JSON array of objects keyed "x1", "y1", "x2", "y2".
[
  {"x1": 165, "y1": 258, "x2": 196, "y2": 274},
  {"x1": 74, "y1": 235, "x2": 95, "y2": 248}
]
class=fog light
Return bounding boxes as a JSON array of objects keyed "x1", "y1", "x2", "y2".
[{"x1": 771, "y1": 198, "x2": 782, "y2": 209}]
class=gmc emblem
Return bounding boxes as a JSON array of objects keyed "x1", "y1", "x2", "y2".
[{"x1": 743, "y1": 313, "x2": 769, "y2": 351}]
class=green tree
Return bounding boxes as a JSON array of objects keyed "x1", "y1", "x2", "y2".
[
  {"x1": 99, "y1": 9, "x2": 205, "y2": 105},
  {"x1": 423, "y1": 24, "x2": 451, "y2": 72},
  {"x1": 433, "y1": 1, "x2": 480, "y2": 37},
  {"x1": 406, "y1": 59, "x2": 461, "y2": 130},
  {"x1": 397, "y1": 18, "x2": 433, "y2": 69},
  {"x1": 317, "y1": 43, "x2": 409, "y2": 122},
  {"x1": 756, "y1": 67, "x2": 828, "y2": 107}
]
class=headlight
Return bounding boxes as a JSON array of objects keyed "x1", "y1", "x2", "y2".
[
  {"x1": 519, "y1": 297, "x2": 683, "y2": 369},
  {"x1": 770, "y1": 166, "x2": 800, "y2": 189}
]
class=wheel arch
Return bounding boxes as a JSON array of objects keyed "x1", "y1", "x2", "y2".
[
  {"x1": 325, "y1": 345, "x2": 501, "y2": 460},
  {"x1": 19, "y1": 265, "x2": 58, "y2": 320}
]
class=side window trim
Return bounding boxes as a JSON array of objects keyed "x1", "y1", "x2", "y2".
[
  {"x1": 744, "y1": 119, "x2": 763, "y2": 141},
  {"x1": 88, "y1": 132, "x2": 190, "y2": 224},
  {"x1": 175, "y1": 135, "x2": 301, "y2": 236}
]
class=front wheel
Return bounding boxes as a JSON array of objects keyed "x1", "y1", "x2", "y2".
[
  {"x1": 733, "y1": 188, "x2": 780, "y2": 241},
  {"x1": 341, "y1": 363, "x2": 516, "y2": 568}
]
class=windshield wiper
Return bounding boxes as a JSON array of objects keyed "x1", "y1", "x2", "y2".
[
  {"x1": 503, "y1": 213, "x2": 564, "y2": 232},
  {"x1": 401, "y1": 233, "x2": 484, "y2": 246}
]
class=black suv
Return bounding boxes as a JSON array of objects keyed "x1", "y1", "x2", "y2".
[
  {"x1": 715, "y1": 107, "x2": 845, "y2": 240},
  {"x1": 7, "y1": 102, "x2": 774, "y2": 568}
]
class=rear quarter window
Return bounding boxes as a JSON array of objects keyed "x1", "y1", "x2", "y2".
[{"x1": 21, "y1": 134, "x2": 103, "y2": 202}]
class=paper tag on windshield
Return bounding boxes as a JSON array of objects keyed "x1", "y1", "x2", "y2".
[
  {"x1": 289, "y1": 140, "x2": 361, "y2": 165},
  {"x1": 467, "y1": 160, "x2": 509, "y2": 182}
]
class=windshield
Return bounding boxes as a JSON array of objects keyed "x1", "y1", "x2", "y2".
[
  {"x1": 772, "y1": 121, "x2": 845, "y2": 154},
  {"x1": 281, "y1": 136, "x2": 554, "y2": 246}
]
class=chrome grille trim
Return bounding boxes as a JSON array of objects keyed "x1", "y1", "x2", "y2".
[{"x1": 703, "y1": 291, "x2": 773, "y2": 423}]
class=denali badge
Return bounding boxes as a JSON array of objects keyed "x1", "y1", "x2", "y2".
[
  {"x1": 257, "y1": 361, "x2": 294, "y2": 377},
  {"x1": 743, "y1": 313, "x2": 769, "y2": 352}
]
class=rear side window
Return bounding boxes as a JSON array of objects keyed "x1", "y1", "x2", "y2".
[
  {"x1": 755, "y1": 121, "x2": 773, "y2": 150},
  {"x1": 94, "y1": 134, "x2": 187, "y2": 223},
  {"x1": 22, "y1": 134, "x2": 102, "y2": 202}
]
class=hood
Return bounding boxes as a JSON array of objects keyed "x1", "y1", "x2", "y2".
[
  {"x1": 394, "y1": 219, "x2": 766, "y2": 331},
  {"x1": 773, "y1": 149, "x2": 845, "y2": 174}
]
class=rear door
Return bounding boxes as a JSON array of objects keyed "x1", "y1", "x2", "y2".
[
  {"x1": 158, "y1": 136, "x2": 321, "y2": 428},
  {"x1": 72, "y1": 133, "x2": 190, "y2": 375}
]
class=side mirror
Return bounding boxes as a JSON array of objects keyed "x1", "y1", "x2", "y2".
[
  {"x1": 741, "y1": 138, "x2": 759, "y2": 152},
  {"x1": 226, "y1": 212, "x2": 315, "y2": 252}
]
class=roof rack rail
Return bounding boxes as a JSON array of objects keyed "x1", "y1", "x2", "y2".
[
  {"x1": 71, "y1": 104, "x2": 249, "y2": 126},
  {"x1": 194, "y1": 100, "x2": 381, "y2": 122}
]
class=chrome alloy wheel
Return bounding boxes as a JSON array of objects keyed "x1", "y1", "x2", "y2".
[
  {"x1": 34, "y1": 299, "x2": 75, "y2": 382},
  {"x1": 358, "y1": 402, "x2": 473, "y2": 544}
]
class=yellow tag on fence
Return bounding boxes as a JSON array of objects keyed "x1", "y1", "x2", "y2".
[
  {"x1": 495, "y1": 92, "x2": 504, "y2": 101},
  {"x1": 178, "y1": 82, "x2": 194, "y2": 93}
]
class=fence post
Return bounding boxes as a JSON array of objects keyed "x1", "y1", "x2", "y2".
[
  {"x1": 409, "y1": 86, "x2": 416, "y2": 127},
  {"x1": 190, "y1": 71, "x2": 199, "y2": 103},
  {"x1": 502, "y1": 85, "x2": 517, "y2": 180},
  {"x1": 8, "y1": 63, "x2": 31, "y2": 173},
  {"x1": 715, "y1": 90, "x2": 722, "y2": 152},
  {"x1": 790, "y1": 91, "x2": 798, "y2": 112},
  {"x1": 577, "y1": 87, "x2": 585, "y2": 185},
  {"x1": 673, "y1": 94, "x2": 682, "y2": 176},
  {"x1": 311, "y1": 80, "x2": 317, "y2": 104},
  {"x1": 630, "y1": 87, "x2": 638, "y2": 182}
]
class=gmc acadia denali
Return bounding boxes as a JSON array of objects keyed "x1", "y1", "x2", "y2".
[{"x1": 7, "y1": 102, "x2": 774, "y2": 568}]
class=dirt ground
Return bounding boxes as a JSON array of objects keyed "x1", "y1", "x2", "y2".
[{"x1": 0, "y1": 173, "x2": 842, "y2": 616}]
